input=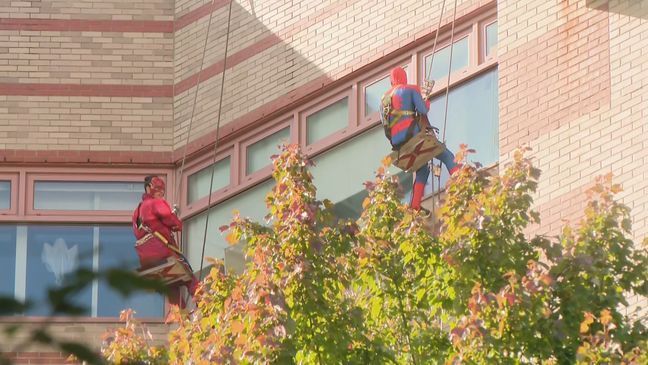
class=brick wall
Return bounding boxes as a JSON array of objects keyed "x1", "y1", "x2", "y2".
[
  {"x1": 0, "y1": 320, "x2": 172, "y2": 364},
  {"x1": 0, "y1": 0, "x2": 174, "y2": 152},
  {"x1": 498, "y1": 0, "x2": 647, "y2": 317},
  {"x1": 172, "y1": 0, "x2": 492, "y2": 151}
]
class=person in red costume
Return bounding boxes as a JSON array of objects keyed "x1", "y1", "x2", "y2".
[
  {"x1": 132, "y1": 175, "x2": 198, "y2": 310},
  {"x1": 380, "y1": 66, "x2": 461, "y2": 214}
]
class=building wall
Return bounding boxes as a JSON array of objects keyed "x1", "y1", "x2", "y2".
[
  {"x1": 0, "y1": 320, "x2": 172, "y2": 365},
  {"x1": 172, "y1": 0, "x2": 492, "y2": 154},
  {"x1": 0, "y1": 0, "x2": 175, "y2": 154},
  {"x1": 498, "y1": 0, "x2": 647, "y2": 315}
]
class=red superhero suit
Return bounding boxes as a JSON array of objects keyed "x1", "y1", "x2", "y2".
[
  {"x1": 381, "y1": 67, "x2": 461, "y2": 211},
  {"x1": 132, "y1": 176, "x2": 198, "y2": 309}
]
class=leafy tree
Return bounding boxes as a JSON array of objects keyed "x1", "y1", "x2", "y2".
[{"x1": 97, "y1": 144, "x2": 646, "y2": 364}]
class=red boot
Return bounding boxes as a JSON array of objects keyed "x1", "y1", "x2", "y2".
[
  {"x1": 449, "y1": 164, "x2": 463, "y2": 175},
  {"x1": 410, "y1": 182, "x2": 425, "y2": 210}
]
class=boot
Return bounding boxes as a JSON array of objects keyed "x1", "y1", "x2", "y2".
[{"x1": 410, "y1": 182, "x2": 426, "y2": 210}]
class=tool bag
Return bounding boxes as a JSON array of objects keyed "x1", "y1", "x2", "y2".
[{"x1": 389, "y1": 127, "x2": 446, "y2": 172}]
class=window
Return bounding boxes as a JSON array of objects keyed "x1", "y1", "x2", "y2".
[
  {"x1": 0, "y1": 226, "x2": 16, "y2": 299},
  {"x1": 0, "y1": 181, "x2": 10, "y2": 210},
  {"x1": 187, "y1": 157, "x2": 231, "y2": 204},
  {"x1": 426, "y1": 68, "x2": 498, "y2": 192},
  {"x1": 424, "y1": 36, "x2": 470, "y2": 81},
  {"x1": 96, "y1": 226, "x2": 164, "y2": 317},
  {"x1": 311, "y1": 127, "x2": 410, "y2": 219},
  {"x1": 33, "y1": 181, "x2": 141, "y2": 211},
  {"x1": 25, "y1": 226, "x2": 95, "y2": 316},
  {"x1": 365, "y1": 76, "x2": 391, "y2": 116},
  {"x1": 364, "y1": 66, "x2": 409, "y2": 117},
  {"x1": 485, "y1": 22, "x2": 498, "y2": 56},
  {"x1": 246, "y1": 128, "x2": 291, "y2": 175},
  {"x1": 306, "y1": 97, "x2": 349, "y2": 145},
  {"x1": 3, "y1": 224, "x2": 164, "y2": 318},
  {"x1": 185, "y1": 180, "x2": 273, "y2": 269}
]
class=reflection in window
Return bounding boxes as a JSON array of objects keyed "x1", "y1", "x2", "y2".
[
  {"x1": 188, "y1": 157, "x2": 231, "y2": 204},
  {"x1": 0, "y1": 181, "x2": 10, "y2": 210},
  {"x1": 364, "y1": 66, "x2": 409, "y2": 116},
  {"x1": 246, "y1": 128, "x2": 291, "y2": 175},
  {"x1": 426, "y1": 68, "x2": 499, "y2": 193},
  {"x1": 0, "y1": 225, "x2": 165, "y2": 318},
  {"x1": 486, "y1": 22, "x2": 498, "y2": 56},
  {"x1": 311, "y1": 126, "x2": 410, "y2": 219},
  {"x1": 185, "y1": 180, "x2": 273, "y2": 269},
  {"x1": 34, "y1": 181, "x2": 141, "y2": 211},
  {"x1": 424, "y1": 36, "x2": 470, "y2": 81},
  {"x1": 0, "y1": 226, "x2": 16, "y2": 299},
  {"x1": 97, "y1": 227, "x2": 164, "y2": 317},
  {"x1": 26, "y1": 226, "x2": 94, "y2": 316},
  {"x1": 365, "y1": 76, "x2": 391, "y2": 116},
  {"x1": 306, "y1": 98, "x2": 349, "y2": 145}
]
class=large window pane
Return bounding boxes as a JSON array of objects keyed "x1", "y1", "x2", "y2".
[
  {"x1": 34, "y1": 181, "x2": 141, "y2": 211},
  {"x1": 365, "y1": 76, "x2": 391, "y2": 116},
  {"x1": 188, "y1": 157, "x2": 231, "y2": 204},
  {"x1": 0, "y1": 226, "x2": 16, "y2": 298},
  {"x1": 26, "y1": 226, "x2": 94, "y2": 316},
  {"x1": 97, "y1": 227, "x2": 164, "y2": 317},
  {"x1": 311, "y1": 126, "x2": 410, "y2": 219},
  {"x1": 306, "y1": 98, "x2": 349, "y2": 145},
  {"x1": 424, "y1": 36, "x2": 470, "y2": 81},
  {"x1": 426, "y1": 68, "x2": 499, "y2": 192},
  {"x1": 246, "y1": 128, "x2": 291, "y2": 175},
  {"x1": 185, "y1": 180, "x2": 273, "y2": 269},
  {"x1": 0, "y1": 181, "x2": 10, "y2": 210},
  {"x1": 486, "y1": 22, "x2": 498, "y2": 56},
  {"x1": 364, "y1": 66, "x2": 409, "y2": 116}
]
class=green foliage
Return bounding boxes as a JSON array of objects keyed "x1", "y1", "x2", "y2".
[{"x1": 101, "y1": 144, "x2": 647, "y2": 364}]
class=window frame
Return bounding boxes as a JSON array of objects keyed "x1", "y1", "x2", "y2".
[
  {"x1": 359, "y1": 59, "x2": 412, "y2": 122},
  {"x1": 299, "y1": 86, "x2": 356, "y2": 155},
  {"x1": 482, "y1": 18, "x2": 498, "y2": 63},
  {"x1": 0, "y1": 173, "x2": 19, "y2": 216},
  {"x1": 240, "y1": 120, "x2": 295, "y2": 183},
  {"x1": 25, "y1": 171, "x2": 171, "y2": 221},
  {"x1": 181, "y1": 148, "x2": 234, "y2": 217}
]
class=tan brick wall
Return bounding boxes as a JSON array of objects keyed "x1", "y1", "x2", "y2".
[
  {"x1": 1, "y1": 1, "x2": 174, "y2": 152},
  {"x1": 1, "y1": 0, "x2": 174, "y2": 21},
  {"x1": 499, "y1": 0, "x2": 648, "y2": 241},
  {"x1": 172, "y1": 0, "x2": 492, "y2": 149},
  {"x1": 0, "y1": 31, "x2": 173, "y2": 85},
  {"x1": 0, "y1": 321, "x2": 172, "y2": 363},
  {"x1": 0, "y1": 96, "x2": 172, "y2": 151},
  {"x1": 499, "y1": 0, "x2": 647, "y2": 318}
]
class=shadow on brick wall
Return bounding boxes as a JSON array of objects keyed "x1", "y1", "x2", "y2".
[
  {"x1": 586, "y1": 0, "x2": 648, "y2": 19},
  {"x1": 174, "y1": 0, "x2": 331, "y2": 148}
]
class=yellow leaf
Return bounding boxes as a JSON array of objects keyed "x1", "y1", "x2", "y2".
[
  {"x1": 231, "y1": 320, "x2": 244, "y2": 334},
  {"x1": 226, "y1": 232, "x2": 238, "y2": 245},
  {"x1": 580, "y1": 312, "x2": 595, "y2": 334},
  {"x1": 600, "y1": 309, "x2": 612, "y2": 326},
  {"x1": 362, "y1": 197, "x2": 370, "y2": 209},
  {"x1": 382, "y1": 155, "x2": 392, "y2": 167}
]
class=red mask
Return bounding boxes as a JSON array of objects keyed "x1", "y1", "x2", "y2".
[
  {"x1": 390, "y1": 67, "x2": 408, "y2": 86},
  {"x1": 149, "y1": 176, "x2": 166, "y2": 194}
]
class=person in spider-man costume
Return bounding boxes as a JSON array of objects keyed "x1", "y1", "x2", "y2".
[
  {"x1": 132, "y1": 175, "x2": 198, "y2": 310},
  {"x1": 380, "y1": 66, "x2": 461, "y2": 213}
]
